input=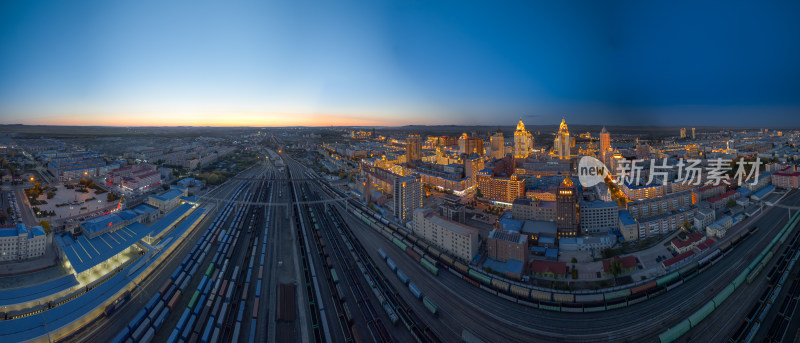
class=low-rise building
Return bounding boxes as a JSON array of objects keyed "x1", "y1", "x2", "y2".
[
  {"x1": 706, "y1": 215, "x2": 734, "y2": 238},
  {"x1": 618, "y1": 210, "x2": 639, "y2": 242},
  {"x1": 0, "y1": 223, "x2": 47, "y2": 261},
  {"x1": 487, "y1": 229, "x2": 528, "y2": 264},
  {"x1": 559, "y1": 235, "x2": 615, "y2": 251},
  {"x1": 693, "y1": 207, "x2": 715, "y2": 231},
  {"x1": 671, "y1": 231, "x2": 705, "y2": 254},
  {"x1": 772, "y1": 170, "x2": 800, "y2": 189},
  {"x1": 626, "y1": 190, "x2": 695, "y2": 219},
  {"x1": 512, "y1": 197, "x2": 556, "y2": 222},
  {"x1": 708, "y1": 190, "x2": 739, "y2": 209},
  {"x1": 638, "y1": 207, "x2": 697, "y2": 239},
  {"x1": 602, "y1": 255, "x2": 638, "y2": 276},
  {"x1": 529, "y1": 260, "x2": 568, "y2": 279},
  {"x1": 147, "y1": 187, "x2": 188, "y2": 213}
]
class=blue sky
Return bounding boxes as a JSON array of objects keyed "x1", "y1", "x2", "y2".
[{"x1": 0, "y1": 1, "x2": 798, "y2": 127}]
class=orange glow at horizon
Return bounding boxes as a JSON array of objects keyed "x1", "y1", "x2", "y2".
[{"x1": 21, "y1": 111, "x2": 420, "y2": 127}]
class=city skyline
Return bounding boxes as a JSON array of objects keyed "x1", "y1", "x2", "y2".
[{"x1": 2, "y1": 1, "x2": 800, "y2": 127}]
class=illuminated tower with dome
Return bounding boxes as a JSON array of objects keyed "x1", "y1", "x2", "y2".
[
  {"x1": 554, "y1": 118, "x2": 572, "y2": 159},
  {"x1": 513, "y1": 119, "x2": 533, "y2": 159}
]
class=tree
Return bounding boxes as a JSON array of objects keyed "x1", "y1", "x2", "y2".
[
  {"x1": 39, "y1": 220, "x2": 51, "y2": 234},
  {"x1": 475, "y1": 187, "x2": 483, "y2": 199},
  {"x1": 571, "y1": 257, "x2": 578, "y2": 264},
  {"x1": 682, "y1": 220, "x2": 691, "y2": 230},
  {"x1": 727, "y1": 198, "x2": 736, "y2": 208},
  {"x1": 608, "y1": 259, "x2": 624, "y2": 286}
]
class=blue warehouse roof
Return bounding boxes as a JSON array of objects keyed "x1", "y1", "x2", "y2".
[
  {"x1": 81, "y1": 212, "x2": 129, "y2": 236},
  {"x1": 0, "y1": 207, "x2": 209, "y2": 342},
  {"x1": 0, "y1": 274, "x2": 79, "y2": 307},
  {"x1": 132, "y1": 203, "x2": 158, "y2": 215},
  {"x1": 150, "y1": 189, "x2": 183, "y2": 202},
  {"x1": 160, "y1": 208, "x2": 207, "y2": 242},
  {"x1": 148, "y1": 203, "x2": 195, "y2": 238},
  {"x1": 56, "y1": 222, "x2": 151, "y2": 274}
]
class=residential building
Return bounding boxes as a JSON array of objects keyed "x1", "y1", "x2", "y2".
[
  {"x1": 476, "y1": 170, "x2": 525, "y2": 204},
  {"x1": 620, "y1": 182, "x2": 664, "y2": 201},
  {"x1": 490, "y1": 130, "x2": 505, "y2": 159},
  {"x1": 406, "y1": 134, "x2": 422, "y2": 165},
  {"x1": 626, "y1": 190, "x2": 695, "y2": 219},
  {"x1": 393, "y1": 174, "x2": 422, "y2": 222},
  {"x1": 772, "y1": 170, "x2": 800, "y2": 189},
  {"x1": 637, "y1": 207, "x2": 697, "y2": 239},
  {"x1": 708, "y1": 190, "x2": 739, "y2": 209},
  {"x1": 579, "y1": 201, "x2": 619, "y2": 234},
  {"x1": 413, "y1": 209, "x2": 480, "y2": 262},
  {"x1": 511, "y1": 198, "x2": 557, "y2": 222}
]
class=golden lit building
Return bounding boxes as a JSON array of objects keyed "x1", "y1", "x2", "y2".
[
  {"x1": 490, "y1": 130, "x2": 505, "y2": 159},
  {"x1": 476, "y1": 171, "x2": 525, "y2": 204},
  {"x1": 406, "y1": 134, "x2": 422, "y2": 165},
  {"x1": 600, "y1": 126, "x2": 611, "y2": 164},
  {"x1": 553, "y1": 118, "x2": 572, "y2": 159},
  {"x1": 514, "y1": 119, "x2": 533, "y2": 159}
]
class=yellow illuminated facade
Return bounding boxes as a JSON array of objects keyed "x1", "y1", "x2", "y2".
[{"x1": 514, "y1": 119, "x2": 533, "y2": 159}]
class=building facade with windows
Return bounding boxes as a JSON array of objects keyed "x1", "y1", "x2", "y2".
[
  {"x1": 0, "y1": 224, "x2": 46, "y2": 261},
  {"x1": 413, "y1": 209, "x2": 479, "y2": 262}
]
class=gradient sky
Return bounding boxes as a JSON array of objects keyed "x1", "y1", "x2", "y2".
[{"x1": 1, "y1": 1, "x2": 799, "y2": 127}]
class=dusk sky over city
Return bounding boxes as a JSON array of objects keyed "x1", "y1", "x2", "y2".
[{"x1": 1, "y1": 1, "x2": 799, "y2": 127}]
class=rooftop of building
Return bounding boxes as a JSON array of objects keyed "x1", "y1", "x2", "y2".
[
  {"x1": 488, "y1": 229, "x2": 526, "y2": 245},
  {"x1": 521, "y1": 220, "x2": 558, "y2": 236},
  {"x1": 752, "y1": 185, "x2": 776, "y2": 198},
  {"x1": 150, "y1": 188, "x2": 184, "y2": 202},
  {"x1": 148, "y1": 203, "x2": 195, "y2": 239},
  {"x1": 671, "y1": 231, "x2": 705, "y2": 249},
  {"x1": 708, "y1": 190, "x2": 739, "y2": 203},
  {"x1": 0, "y1": 274, "x2": 79, "y2": 307},
  {"x1": 416, "y1": 209, "x2": 479, "y2": 237},
  {"x1": 529, "y1": 259, "x2": 568, "y2": 275},
  {"x1": 498, "y1": 217, "x2": 523, "y2": 232},
  {"x1": 602, "y1": 255, "x2": 638, "y2": 272},
  {"x1": 662, "y1": 250, "x2": 696, "y2": 268},
  {"x1": 55, "y1": 222, "x2": 151, "y2": 274},
  {"x1": 618, "y1": 210, "x2": 637, "y2": 226},
  {"x1": 580, "y1": 200, "x2": 618, "y2": 209}
]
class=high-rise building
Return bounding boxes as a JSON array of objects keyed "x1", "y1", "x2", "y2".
[
  {"x1": 459, "y1": 133, "x2": 484, "y2": 156},
  {"x1": 599, "y1": 126, "x2": 611, "y2": 164},
  {"x1": 490, "y1": 130, "x2": 505, "y2": 159},
  {"x1": 691, "y1": 127, "x2": 696, "y2": 139},
  {"x1": 406, "y1": 134, "x2": 422, "y2": 165},
  {"x1": 680, "y1": 128, "x2": 687, "y2": 139},
  {"x1": 514, "y1": 119, "x2": 533, "y2": 159},
  {"x1": 393, "y1": 174, "x2": 422, "y2": 222},
  {"x1": 554, "y1": 118, "x2": 572, "y2": 159},
  {"x1": 556, "y1": 176, "x2": 580, "y2": 237}
]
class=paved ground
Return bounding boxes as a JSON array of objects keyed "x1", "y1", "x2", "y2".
[
  {"x1": 31, "y1": 185, "x2": 119, "y2": 221},
  {"x1": 0, "y1": 239, "x2": 59, "y2": 277}
]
